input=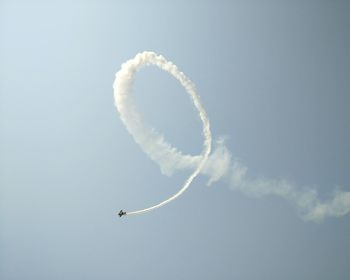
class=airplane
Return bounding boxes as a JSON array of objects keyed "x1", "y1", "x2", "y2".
[{"x1": 118, "y1": 210, "x2": 126, "y2": 217}]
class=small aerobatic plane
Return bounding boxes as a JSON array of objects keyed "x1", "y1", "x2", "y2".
[{"x1": 118, "y1": 210, "x2": 126, "y2": 217}]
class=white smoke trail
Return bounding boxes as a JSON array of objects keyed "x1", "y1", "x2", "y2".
[
  {"x1": 113, "y1": 51, "x2": 212, "y2": 215},
  {"x1": 229, "y1": 159, "x2": 350, "y2": 222},
  {"x1": 114, "y1": 51, "x2": 350, "y2": 222}
]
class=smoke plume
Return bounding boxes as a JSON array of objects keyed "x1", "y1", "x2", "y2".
[{"x1": 114, "y1": 51, "x2": 350, "y2": 222}]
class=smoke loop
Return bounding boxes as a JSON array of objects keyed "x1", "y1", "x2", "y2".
[{"x1": 113, "y1": 51, "x2": 212, "y2": 215}]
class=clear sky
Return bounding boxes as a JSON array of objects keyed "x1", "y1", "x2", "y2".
[{"x1": 1, "y1": 1, "x2": 349, "y2": 279}]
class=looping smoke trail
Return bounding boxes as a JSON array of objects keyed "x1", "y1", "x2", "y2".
[
  {"x1": 113, "y1": 51, "x2": 212, "y2": 216},
  {"x1": 114, "y1": 51, "x2": 350, "y2": 222}
]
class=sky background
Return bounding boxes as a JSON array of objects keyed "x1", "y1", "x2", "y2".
[{"x1": 1, "y1": 1, "x2": 350, "y2": 279}]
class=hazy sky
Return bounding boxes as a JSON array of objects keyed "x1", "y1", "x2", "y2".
[{"x1": 1, "y1": 1, "x2": 349, "y2": 279}]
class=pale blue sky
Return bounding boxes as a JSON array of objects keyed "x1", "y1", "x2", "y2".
[{"x1": 1, "y1": 1, "x2": 349, "y2": 279}]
